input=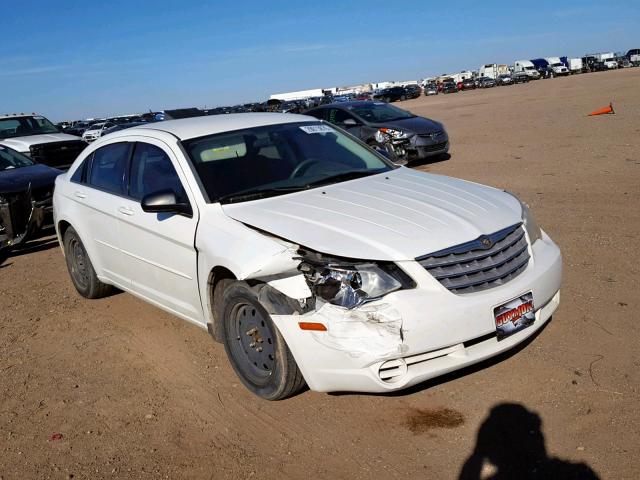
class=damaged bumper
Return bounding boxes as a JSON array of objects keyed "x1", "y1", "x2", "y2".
[
  {"x1": 271, "y1": 232, "x2": 562, "y2": 393},
  {"x1": 0, "y1": 190, "x2": 49, "y2": 251}
]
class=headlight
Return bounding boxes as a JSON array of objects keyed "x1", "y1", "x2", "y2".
[
  {"x1": 299, "y1": 255, "x2": 415, "y2": 309},
  {"x1": 521, "y1": 201, "x2": 542, "y2": 243},
  {"x1": 505, "y1": 192, "x2": 542, "y2": 243},
  {"x1": 376, "y1": 128, "x2": 410, "y2": 141}
]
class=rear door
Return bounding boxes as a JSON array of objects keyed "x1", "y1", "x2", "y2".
[
  {"x1": 69, "y1": 141, "x2": 132, "y2": 287},
  {"x1": 115, "y1": 138, "x2": 203, "y2": 325}
]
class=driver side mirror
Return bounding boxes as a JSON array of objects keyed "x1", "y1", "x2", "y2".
[
  {"x1": 342, "y1": 118, "x2": 358, "y2": 127},
  {"x1": 141, "y1": 189, "x2": 192, "y2": 217}
]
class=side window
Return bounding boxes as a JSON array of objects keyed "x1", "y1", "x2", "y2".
[
  {"x1": 129, "y1": 142, "x2": 187, "y2": 201},
  {"x1": 88, "y1": 143, "x2": 130, "y2": 195},
  {"x1": 307, "y1": 109, "x2": 326, "y2": 121},
  {"x1": 70, "y1": 155, "x2": 91, "y2": 184},
  {"x1": 327, "y1": 109, "x2": 354, "y2": 126}
]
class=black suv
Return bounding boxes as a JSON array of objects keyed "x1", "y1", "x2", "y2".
[
  {"x1": 372, "y1": 86, "x2": 407, "y2": 102},
  {"x1": 306, "y1": 101, "x2": 449, "y2": 162},
  {"x1": 403, "y1": 84, "x2": 422, "y2": 99}
]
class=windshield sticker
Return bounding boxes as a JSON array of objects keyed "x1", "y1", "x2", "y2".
[{"x1": 299, "y1": 125, "x2": 334, "y2": 134}]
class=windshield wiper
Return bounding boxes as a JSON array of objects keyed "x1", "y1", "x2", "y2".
[
  {"x1": 305, "y1": 169, "x2": 384, "y2": 188},
  {"x1": 217, "y1": 185, "x2": 310, "y2": 204}
]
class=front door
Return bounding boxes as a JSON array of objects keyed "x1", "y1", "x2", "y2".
[{"x1": 115, "y1": 138, "x2": 203, "y2": 325}]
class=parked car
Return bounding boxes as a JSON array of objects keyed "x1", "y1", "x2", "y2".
[
  {"x1": 476, "y1": 77, "x2": 496, "y2": 88},
  {"x1": 602, "y1": 58, "x2": 618, "y2": 69},
  {"x1": 441, "y1": 82, "x2": 458, "y2": 94},
  {"x1": 461, "y1": 78, "x2": 476, "y2": 90},
  {"x1": 423, "y1": 83, "x2": 438, "y2": 96},
  {"x1": 0, "y1": 114, "x2": 87, "y2": 169},
  {"x1": 403, "y1": 84, "x2": 422, "y2": 99},
  {"x1": 102, "y1": 122, "x2": 148, "y2": 136},
  {"x1": 53, "y1": 113, "x2": 562, "y2": 400},
  {"x1": 306, "y1": 101, "x2": 449, "y2": 163},
  {"x1": 372, "y1": 86, "x2": 407, "y2": 103},
  {"x1": 512, "y1": 72, "x2": 530, "y2": 84},
  {"x1": 82, "y1": 122, "x2": 117, "y2": 142},
  {"x1": 1, "y1": 144, "x2": 61, "y2": 254},
  {"x1": 65, "y1": 121, "x2": 93, "y2": 137},
  {"x1": 496, "y1": 74, "x2": 513, "y2": 86}
]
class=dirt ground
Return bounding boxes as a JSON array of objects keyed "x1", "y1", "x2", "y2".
[{"x1": 1, "y1": 68, "x2": 639, "y2": 479}]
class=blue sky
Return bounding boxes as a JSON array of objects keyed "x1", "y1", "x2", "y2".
[{"x1": 1, "y1": 0, "x2": 638, "y2": 121}]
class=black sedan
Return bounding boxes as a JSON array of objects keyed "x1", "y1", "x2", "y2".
[
  {"x1": 306, "y1": 101, "x2": 449, "y2": 163},
  {"x1": 477, "y1": 77, "x2": 496, "y2": 88},
  {"x1": 1, "y1": 145, "x2": 62, "y2": 252}
]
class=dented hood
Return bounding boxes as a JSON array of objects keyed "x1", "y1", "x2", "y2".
[{"x1": 221, "y1": 168, "x2": 523, "y2": 261}]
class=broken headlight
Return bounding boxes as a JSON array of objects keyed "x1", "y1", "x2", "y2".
[
  {"x1": 521, "y1": 200, "x2": 542, "y2": 243},
  {"x1": 298, "y1": 253, "x2": 415, "y2": 309},
  {"x1": 505, "y1": 192, "x2": 542, "y2": 244}
]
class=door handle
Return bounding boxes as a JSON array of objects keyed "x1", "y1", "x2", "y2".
[
  {"x1": 118, "y1": 206, "x2": 134, "y2": 216},
  {"x1": 74, "y1": 191, "x2": 87, "y2": 199}
]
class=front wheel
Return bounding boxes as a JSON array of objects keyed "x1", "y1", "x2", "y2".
[{"x1": 220, "y1": 281, "x2": 305, "y2": 400}]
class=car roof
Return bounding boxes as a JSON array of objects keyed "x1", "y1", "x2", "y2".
[{"x1": 122, "y1": 113, "x2": 318, "y2": 141}]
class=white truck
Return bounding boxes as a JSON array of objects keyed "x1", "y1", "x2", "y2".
[
  {"x1": 479, "y1": 64, "x2": 498, "y2": 79},
  {"x1": 514, "y1": 60, "x2": 541, "y2": 79},
  {"x1": 0, "y1": 114, "x2": 87, "y2": 169},
  {"x1": 544, "y1": 57, "x2": 570, "y2": 76},
  {"x1": 565, "y1": 58, "x2": 583, "y2": 74}
]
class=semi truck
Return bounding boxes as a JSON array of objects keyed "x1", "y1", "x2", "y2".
[{"x1": 513, "y1": 60, "x2": 541, "y2": 79}]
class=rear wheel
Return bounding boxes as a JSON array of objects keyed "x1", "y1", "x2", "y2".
[
  {"x1": 220, "y1": 281, "x2": 305, "y2": 400},
  {"x1": 63, "y1": 227, "x2": 112, "y2": 299}
]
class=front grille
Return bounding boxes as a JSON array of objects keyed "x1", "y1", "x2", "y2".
[
  {"x1": 30, "y1": 140, "x2": 86, "y2": 169},
  {"x1": 418, "y1": 130, "x2": 445, "y2": 139},
  {"x1": 417, "y1": 224, "x2": 530, "y2": 294}
]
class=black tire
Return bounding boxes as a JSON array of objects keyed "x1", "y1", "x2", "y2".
[
  {"x1": 220, "y1": 281, "x2": 305, "y2": 400},
  {"x1": 63, "y1": 226, "x2": 112, "y2": 299}
]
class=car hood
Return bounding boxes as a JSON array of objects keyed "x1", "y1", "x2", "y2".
[
  {"x1": 370, "y1": 116, "x2": 443, "y2": 135},
  {"x1": 0, "y1": 163, "x2": 62, "y2": 194},
  {"x1": 0, "y1": 133, "x2": 82, "y2": 153},
  {"x1": 221, "y1": 168, "x2": 523, "y2": 261}
]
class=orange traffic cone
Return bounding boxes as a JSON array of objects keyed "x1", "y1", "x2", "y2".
[{"x1": 588, "y1": 102, "x2": 615, "y2": 116}]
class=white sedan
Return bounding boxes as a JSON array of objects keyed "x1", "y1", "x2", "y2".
[
  {"x1": 53, "y1": 114, "x2": 562, "y2": 400},
  {"x1": 82, "y1": 122, "x2": 116, "y2": 142}
]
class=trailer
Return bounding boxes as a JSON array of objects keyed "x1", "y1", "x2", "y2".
[{"x1": 561, "y1": 57, "x2": 583, "y2": 74}]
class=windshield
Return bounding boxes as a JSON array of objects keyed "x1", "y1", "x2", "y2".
[
  {"x1": 551, "y1": 63, "x2": 563, "y2": 67},
  {"x1": 0, "y1": 115, "x2": 59, "y2": 139},
  {"x1": 87, "y1": 123, "x2": 104, "y2": 130},
  {"x1": 349, "y1": 103, "x2": 414, "y2": 122},
  {"x1": 182, "y1": 122, "x2": 393, "y2": 204},
  {"x1": 0, "y1": 145, "x2": 35, "y2": 170}
]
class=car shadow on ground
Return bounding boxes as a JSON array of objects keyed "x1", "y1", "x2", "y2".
[
  {"x1": 458, "y1": 402, "x2": 600, "y2": 479},
  {"x1": 407, "y1": 153, "x2": 451, "y2": 168},
  {"x1": 330, "y1": 316, "x2": 551, "y2": 399}
]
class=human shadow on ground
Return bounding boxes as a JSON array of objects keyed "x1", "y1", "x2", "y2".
[{"x1": 458, "y1": 403, "x2": 600, "y2": 480}]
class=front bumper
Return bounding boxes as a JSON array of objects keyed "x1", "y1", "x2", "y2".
[
  {"x1": 273, "y1": 231, "x2": 562, "y2": 393},
  {"x1": 407, "y1": 134, "x2": 450, "y2": 159}
]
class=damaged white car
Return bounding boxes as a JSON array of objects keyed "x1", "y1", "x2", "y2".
[{"x1": 53, "y1": 114, "x2": 562, "y2": 400}]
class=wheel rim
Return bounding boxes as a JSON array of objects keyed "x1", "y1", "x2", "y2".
[
  {"x1": 69, "y1": 237, "x2": 90, "y2": 290},
  {"x1": 230, "y1": 302, "x2": 276, "y2": 382}
]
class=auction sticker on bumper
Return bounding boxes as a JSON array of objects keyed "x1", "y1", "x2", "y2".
[{"x1": 494, "y1": 292, "x2": 535, "y2": 340}]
